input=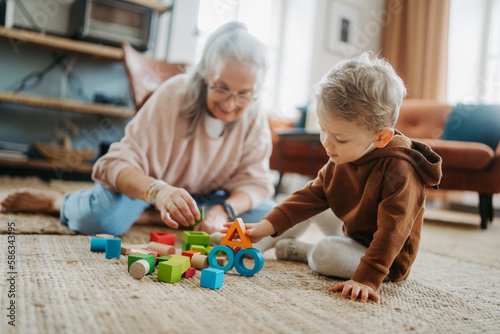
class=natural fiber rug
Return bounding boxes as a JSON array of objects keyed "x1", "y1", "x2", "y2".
[{"x1": 1, "y1": 176, "x2": 500, "y2": 333}]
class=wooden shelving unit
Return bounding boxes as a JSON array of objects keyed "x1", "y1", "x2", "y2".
[
  {"x1": 0, "y1": 157, "x2": 93, "y2": 174},
  {"x1": 0, "y1": 27, "x2": 124, "y2": 60},
  {"x1": 0, "y1": 91, "x2": 135, "y2": 118},
  {"x1": 0, "y1": 0, "x2": 171, "y2": 177},
  {"x1": 124, "y1": 0, "x2": 172, "y2": 13}
]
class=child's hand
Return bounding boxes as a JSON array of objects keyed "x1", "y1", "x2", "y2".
[
  {"x1": 330, "y1": 280, "x2": 380, "y2": 303},
  {"x1": 220, "y1": 219, "x2": 276, "y2": 243}
]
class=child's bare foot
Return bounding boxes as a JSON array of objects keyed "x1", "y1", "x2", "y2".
[{"x1": 0, "y1": 188, "x2": 62, "y2": 214}]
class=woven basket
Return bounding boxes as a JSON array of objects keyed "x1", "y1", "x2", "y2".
[{"x1": 34, "y1": 135, "x2": 97, "y2": 164}]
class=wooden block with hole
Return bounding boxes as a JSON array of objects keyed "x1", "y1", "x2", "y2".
[
  {"x1": 150, "y1": 232, "x2": 176, "y2": 246},
  {"x1": 220, "y1": 218, "x2": 253, "y2": 249}
]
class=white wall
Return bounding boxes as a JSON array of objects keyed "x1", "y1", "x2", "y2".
[{"x1": 305, "y1": 0, "x2": 387, "y2": 132}]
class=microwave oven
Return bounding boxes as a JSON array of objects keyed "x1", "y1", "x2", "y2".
[{"x1": 74, "y1": 0, "x2": 154, "y2": 51}]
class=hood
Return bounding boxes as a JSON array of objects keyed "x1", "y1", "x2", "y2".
[{"x1": 354, "y1": 132, "x2": 442, "y2": 188}]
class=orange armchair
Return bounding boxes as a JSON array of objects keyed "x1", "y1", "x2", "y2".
[{"x1": 395, "y1": 99, "x2": 500, "y2": 229}]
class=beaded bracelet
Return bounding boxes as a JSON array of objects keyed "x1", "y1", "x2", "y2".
[{"x1": 144, "y1": 180, "x2": 167, "y2": 206}]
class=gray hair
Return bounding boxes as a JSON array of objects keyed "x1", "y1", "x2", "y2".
[
  {"x1": 180, "y1": 21, "x2": 269, "y2": 136},
  {"x1": 314, "y1": 52, "x2": 407, "y2": 132}
]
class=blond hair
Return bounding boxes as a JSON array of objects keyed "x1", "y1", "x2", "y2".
[{"x1": 314, "y1": 52, "x2": 407, "y2": 132}]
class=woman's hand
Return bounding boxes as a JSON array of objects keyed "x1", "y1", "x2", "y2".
[
  {"x1": 330, "y1": 280, "x2": 380, "y2": 303},
  {"x1": 155, "y1": 184, "x2": 200, "y2": 229},
  {"x1": 220, "y1": 219, "x2": 276, "y2": 243},
  {"x1": 194, "y1": 204, "x2": 228, "y2": 234}
]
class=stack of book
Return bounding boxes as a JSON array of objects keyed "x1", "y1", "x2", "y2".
[{"x1": 0, "y1": 141, "x2": 29, "y2": 161}]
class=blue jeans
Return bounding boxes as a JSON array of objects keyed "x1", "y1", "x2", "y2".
[{"x1": 60, "y1": 183, "x2": 276, "y2": 236}]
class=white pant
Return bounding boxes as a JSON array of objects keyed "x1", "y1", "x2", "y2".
[{"x1": 255, "y1": 209, "x2": 367, "y2": 279}]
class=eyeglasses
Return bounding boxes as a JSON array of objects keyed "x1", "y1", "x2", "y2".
[{"x1": 208, "y1": 85, "x2": 257, "y2": 107}]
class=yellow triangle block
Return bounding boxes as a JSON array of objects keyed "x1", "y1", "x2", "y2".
[{"x1": 220, "y1": 218, "x2": 253, "y2": 249}]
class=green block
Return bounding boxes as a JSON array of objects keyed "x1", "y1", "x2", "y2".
[
  {"x1": 158, "y1": 261, "x2": 182, "y2": 283},
  {"x1": 128, "y1": 254, "x2": 155, "y2": 274},
  {"x1": 194, "y1": 207, "x2": 205, "y2": 226},
  {"x1": 190, "y1": 244, "x2": 206, "y2": 255},
  {"x1": 205, "y1": 246, "x2": 213, "y2": 255},
  {"x1": 182, "y1": 231, "x2": 210, "y2": 246},
  {"x1": 169, "y1": 254, "x2": 190, "y2": 273},
  {"x1": 157, "y1": 255, "x2": 172, "y2": 264}
]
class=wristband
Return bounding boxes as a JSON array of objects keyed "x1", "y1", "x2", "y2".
[{"x1": 144, "y1": 180, "x2": 167, "y2": 206}]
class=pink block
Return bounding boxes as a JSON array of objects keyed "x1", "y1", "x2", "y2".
[{"x1": 182, "y1": 266, "x2": 196, "y2": 278}]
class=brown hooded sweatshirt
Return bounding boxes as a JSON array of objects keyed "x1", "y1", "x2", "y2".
[{"x1": 265, "y1": 132, "x2": 442, "y2": 290}]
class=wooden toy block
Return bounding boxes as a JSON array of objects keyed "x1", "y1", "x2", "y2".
[
  {"x1": 234, "y1": 248, "x2": 264, "y2": 276},
  {"x1": 129, "y1": 259, "x2": 150, "y2": 279},
  {"x1": 147, "y1": 242, "x2": 176, "y2": 256},
  {"x1": 207, "y1": 245, "x2": 234, "y2": 272},
  {"x1": 156, "y1": 255, "x2": 172, "y2": 264},
  {"x1": 193, "y1": 206, "x2": 205, "y2": 226},
  {"x1": 105, "y1": 239, "x2": 121, "y2": 259},
  {"x1": 189, "y1": 245, "x2": 206, "y2": 255},
  {"x1": 191, "y1": 254, "x2": 209, "y2": 270},
  {"x1": 158, "y1": 261, "x2": 183, "y2": 283},
  {"x1": 150, "y1": 232, "x2": 176, "y2": 246},
  {"x1": 130, "y1": 248, "x2": 157, "y2": 256},
  {"x1": 205, "y1": 246, "x2": 213, "y2": 255},
  {"x1": 128, "y1": 254, "x2": 156, "y2": 274},
  {"x1": 200, "y1": 268, "x2": 224, "y2": 289},
  {"x1": 121, "y1": 244, "x2": 149, "y2": 255},
  {"x1": 90, "y1": 238, "x2": 107, "y2": 252},
  {"x1": 220, "y1": 218, "x2": 253, "y2": 249},
  {"x1": 95, "y1": 233, "x2": 116, "y2": 239},
  {"x1": 181, "y1": 250, "x2": 201, "y2": 260},
  {"x1": 169, "y1": 254, "x2": 190, "y2": 273},
  {"x1": 145, "y1": 249, "x2": 160, "y2": 257},
  {"x1": 216, "y1": 256, "x2": 228, "y2": 267},
  {"x1": 182, "y1": 267, "x2": 196, "y2": 278},
  {"x1": 182, "y1": 231, "x2": 210, "y2": 247}
]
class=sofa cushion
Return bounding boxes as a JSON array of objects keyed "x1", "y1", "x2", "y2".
[
  {"x1": 441, "y1": 104, "x2": 500, "y2": 150},
  {"x1": 417, "y1": 139, "x2": 494, "y2": 171}
]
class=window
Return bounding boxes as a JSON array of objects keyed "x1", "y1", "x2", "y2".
[
  {"x1": 196, "y1": 0, "x2": 283, "y2": 111},
  {"x1": 447, "y1": 0, "x2": 500, "y2": 104}
]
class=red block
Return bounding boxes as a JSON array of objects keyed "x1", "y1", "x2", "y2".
[
  {"x1": 182, "y1": 267, "x2": 196, "y2": 278},
  {"x1": 150, "y1": 232, "x2": 176, "y2": 246}
]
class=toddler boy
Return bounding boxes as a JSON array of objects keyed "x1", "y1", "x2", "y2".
[{"x1": 236, "y1": 52, "x2": 442, "y2": 302}]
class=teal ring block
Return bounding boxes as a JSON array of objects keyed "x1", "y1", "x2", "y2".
[
  {"x1": 90, "y1": 238, "x2": 107, "y2": 252},
  {"x1": 208, "y1": 245, "x2": 234, "y2": 272},
  {"x1": 234, "y1": 248, "x2": 264, "y2": 276}
]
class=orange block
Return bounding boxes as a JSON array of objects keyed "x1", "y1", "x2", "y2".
[
  {"x1": 181, "y1": 250, "x2": 201, "y2": 259},
  {"x1": 220, "y1": 218, "x2": 253, "y2": 249}
]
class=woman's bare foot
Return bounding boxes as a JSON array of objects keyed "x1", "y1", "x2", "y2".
[{"x1": 0, "y1": 188, "x2": 62, "y2": 214}]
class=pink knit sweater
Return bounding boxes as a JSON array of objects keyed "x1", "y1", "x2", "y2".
[{"x1": 92, "y1": 75, "x2": 274, "y2": 207}]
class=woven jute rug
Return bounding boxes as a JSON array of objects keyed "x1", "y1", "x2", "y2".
[{"x1": 1, "y1": 176, "x2": 500, "y2": 333}]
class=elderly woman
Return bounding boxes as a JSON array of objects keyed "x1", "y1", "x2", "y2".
[{"x1": 0, "y1": 22, "x2": 276, "y2": 236}]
